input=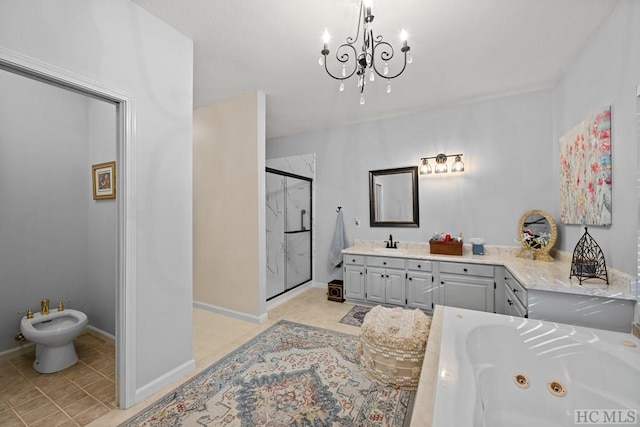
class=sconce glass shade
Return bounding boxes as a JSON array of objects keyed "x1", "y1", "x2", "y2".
[
  {"x1": 451, "y1": 155, "x2": 464, "y2": 172},
  {"x1": 434, "y1": 154, "x2": 448, "y2": 173},
  {"x1": 419, "y1": 158, "x2": 432, "y2": 174}
]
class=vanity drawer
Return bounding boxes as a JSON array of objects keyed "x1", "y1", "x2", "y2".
[
  {"x1": 407, "y1": 259, "x2": 433, "y2": 272},
  {"x1": 366, "y1": 256, "x2": 405, "y2": 269},
  {"x1": 344, "y1": 255, "x2": 364, "y2": 266},
  {"x1": 505, "y1": 269, "x2": 527, "y2": 306},
  {"x1": 440, "y1": 262, "x2": 494, "y2": 278}
]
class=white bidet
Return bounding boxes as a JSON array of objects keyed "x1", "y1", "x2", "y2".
[{"x1": 20, "y1": 309, "x2": 88, "y2": 373}]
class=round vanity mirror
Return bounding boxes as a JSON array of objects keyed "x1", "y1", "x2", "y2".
[{"x1": 516, "y1": 209, "x2": 557, "y2": 262}]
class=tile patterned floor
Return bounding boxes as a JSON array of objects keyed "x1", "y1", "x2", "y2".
[
  {"x1": 2, "y1": 287, "x2": 361, "y2": 426},
  {"x1": 0, "y1": 332, "x2": 116, "y2": 427}
]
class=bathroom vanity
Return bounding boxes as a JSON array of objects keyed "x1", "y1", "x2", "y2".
[{"x1": 342, "y1": 241, "x2": 638, "y2": 332}]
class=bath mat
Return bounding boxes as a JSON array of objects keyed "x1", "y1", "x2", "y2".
[
  {"x1": 119, "y1": 320, "x2": 415, "y2": 426},
  {"x1": 339, "y1": 304, "x2": 373, "y2": 327}
]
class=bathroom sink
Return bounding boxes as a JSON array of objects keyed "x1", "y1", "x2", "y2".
[{"x1": 373, "y1": 248, "x2": 407, "y2": 255}]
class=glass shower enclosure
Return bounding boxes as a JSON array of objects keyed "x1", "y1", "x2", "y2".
[{"x1": 266, "y1": 168, "x2": 312, "y2": 300}]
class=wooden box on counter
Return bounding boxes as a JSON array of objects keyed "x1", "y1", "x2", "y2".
[{"x1": 429, "y1": 240, "x2": 463, "y2": 256}]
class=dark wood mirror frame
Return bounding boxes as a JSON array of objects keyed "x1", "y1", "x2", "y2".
[{"x1": 369, "y1": 166, "x2": 420, "y2": 228}]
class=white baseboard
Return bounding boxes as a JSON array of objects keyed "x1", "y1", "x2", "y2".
[
  {"x1": 134, "y1": 358, "x2": 196, "y2": 404},
  {"x1": 193, "y1": 300, "x2": 268, "y2": 324},
  {"x1": 0, "y1": 342, "x2": 35, "y2": 362},
  {"x1": 86, "y1": 325, "x2": 116, "y2": 343}
]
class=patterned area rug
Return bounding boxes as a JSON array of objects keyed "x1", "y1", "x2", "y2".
[
  {"x1": 339, "y1": 305, "x2": 373, "y2": 327},
  {"x1": 120, "y1": 320, "x2": 414, "y2": 426}
]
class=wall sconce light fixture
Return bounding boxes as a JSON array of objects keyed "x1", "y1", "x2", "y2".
[{"x1": 419, "y1": 153, "x2": 464, "y2": 174}]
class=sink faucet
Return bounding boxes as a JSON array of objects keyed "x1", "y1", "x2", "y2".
[{"x1": 386, "y1": 234, "x2": 398, "y2": 249}]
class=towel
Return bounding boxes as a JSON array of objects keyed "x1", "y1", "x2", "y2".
[{"x1": 328, "y1": 210, "x2": 347, "y2": 268}]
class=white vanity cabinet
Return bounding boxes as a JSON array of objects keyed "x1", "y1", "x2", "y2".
[
  {"x1": 439, "y1": 262, "x2": 495, "y2": 313},
  {"x1": 406, "y1": 260, "x2": 434, "y2": 310},
  {"x1": 503, "y1": 268, "x2": 527, "y2": 317},
  {"x1": 365, "y1": 257, "x2": 406, "y2": 305},
  {"x1": 343, "y1": 255, "x2": 365, "y2": 300}
]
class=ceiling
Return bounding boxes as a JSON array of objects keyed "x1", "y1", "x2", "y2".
[{"x1": 132, "y1": 0, "x2": 618, "y2": 139}]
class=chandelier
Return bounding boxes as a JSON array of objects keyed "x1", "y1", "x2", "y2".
[{"x1": 319, "y1": 0, "x2": 412, "y2": 105}]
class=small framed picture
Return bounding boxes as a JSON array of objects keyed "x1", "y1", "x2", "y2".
[{"x1": 92, "y1": 161, "x2": 116, "y2": 200}]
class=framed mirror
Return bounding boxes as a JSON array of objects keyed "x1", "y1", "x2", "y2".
[
  {"x1": 369, "y1": 166, "x2": 419, "y2": 227},
  {"x1": 516, "y1": 209, "x2": 557, "y2": 262}
]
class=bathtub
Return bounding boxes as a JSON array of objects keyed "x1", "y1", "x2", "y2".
[{"x1": 431, "y1": 307, "x2": 640, "y2": 427}]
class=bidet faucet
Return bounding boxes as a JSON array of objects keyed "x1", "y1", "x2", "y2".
[
  {"x1": 386, "y1": 234, "x2": 398, "y2": 249},
  {"x1": 41, "y1": 299, "x2": 50, "y2": 315}
]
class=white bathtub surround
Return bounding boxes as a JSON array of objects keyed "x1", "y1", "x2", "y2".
[
  {"x1": 344, "y1": 240, "x2": 636, "y2": 301},
  {"x1": 429, "y1": 307, "x2": 640, "y2": 427}
]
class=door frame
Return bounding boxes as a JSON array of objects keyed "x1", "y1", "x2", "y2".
[{"x1": 0, "y1": 47, "x2": 137, "y2": 408}]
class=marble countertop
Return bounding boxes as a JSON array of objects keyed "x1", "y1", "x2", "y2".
[{"x1": 342, "y1": 240, "x2": 638, "y2": 301}]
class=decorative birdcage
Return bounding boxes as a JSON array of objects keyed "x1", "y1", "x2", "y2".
[{"x1": 569, "y1": 227, "x2": 609, "y2": 285}]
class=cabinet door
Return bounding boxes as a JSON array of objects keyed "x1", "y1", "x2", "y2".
[
  {"x1": 504, "y1": 286, "x2": 526, "y2": 317},
  {"x1": 366, "y1": 267, "x2": 386, "y2": 303},
  {"x1": 441, "y1": 274, "x2": 494, "y2": 313},
  {"x1": 385, "y1": 269, "x2": 406, "y2": 306},
  {"x1": 344, "y1": 266, "x2": 365, "y2": 300},
  {"x1": 407, "y1": 272, "x2": 433, "y2": 310}
]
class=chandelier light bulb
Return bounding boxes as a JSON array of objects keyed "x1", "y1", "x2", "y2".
[
  {"x1": 322, "y1": 29, "x2": 330, "y2": 45},
  {"x1": 318, "y1": 56, "x2": 324, "y2": 66},
  {"x1": 383, "y1": 62, "x2": 389, "y2": 76},
  {"x1": 386, "y1": 81, "x2": 391, "y2": 93},
  {"x1": 342, "y1": 64, "x2": 346, "y2": 77},
  {"x1": 400, "y1": 28, "x2": 408, "y2": 42},
  {"x1": 407, "y1": 52, "x2": 413, "y2": 64},
  {"x1": 369, "y1": 70, "x2": 375, "y2": 82},
  {"x1": 360, "y1": 95, "x2": 365, "y2": 105},
  {"x1": 339, "y1": 82, "x2": 345, "y2": 92}
]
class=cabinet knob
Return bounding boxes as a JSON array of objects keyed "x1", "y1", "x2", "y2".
[
  {"x1": 463, "y1": 268, "x2": 468, "y2": 272},
  {"x1": 383, "y1": 261, "x2": 386, "y2": 265},
  {"x1": 409, "y1": 277, "x2": 413, "y2": 281},
  {"x1": 512, "y1": 288, "x2": 518, "y2": 293},
  {"x1": 417, "y1": 264, "x2": 421, "y2": 268},
  {"x1": 381, "y1": 274, "x2": 384, "y2": 278},
  {"x1": 359, "y1": 272, "x2": 363, "y2": 275},
  {"x1": 507, "y1": 299, "x2": 513, "y2": 306},
  {"x1": 386, "y1": 274, "x2": 389, "y2": 278},
  {"x1": 352, "y1": 259, "x2": 356, "y2": 263},
  {"x1": 440, "y1": 281, "x2": 445, "y2": 285}
]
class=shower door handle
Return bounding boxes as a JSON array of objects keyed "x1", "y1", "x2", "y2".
[{"x1": 300, "y1": 209, "x2": 306, "y2": 231}]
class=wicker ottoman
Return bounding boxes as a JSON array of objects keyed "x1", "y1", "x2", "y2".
[{"x1": 358, "y1": 305, "x2": 431, "y2": 388}]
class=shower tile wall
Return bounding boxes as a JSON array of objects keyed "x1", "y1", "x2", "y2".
[{"x1": 266, "y1": 153, "x2": 315, "y2": 301}]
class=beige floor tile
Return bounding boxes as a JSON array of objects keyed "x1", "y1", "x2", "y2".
[
  {"x1": 17, "y1": 402, "x2": 59, "y2": 425},
  {"x1": 52, "y1": 388, "x2": 90, "y2": 409},
  {"x1": 4, "y1": 388, "x2": 44, "y2": 408},
  {"x1": 71, "y1": 372, "x2": 103, "y2": 389},
  {"x1": 60, "y1": 363, "x2": 94, "y2": 381},
  {"x1": 0, "y1": 409, "x2": 26, "y2": 427},
  {"x1": 73, "y1": 403, "x2": 110, "y2": 426},
  {"x1": 0, "y1": 380, "x2": 35, "y2": 401},
  {"x1": 63, "y1": 396, "x2": 101, "y2": 418},
  {"x1": 30, "y1": 410, "x2": 72, "y2": 427},
  {"x1": 0, "y1": 398, "x2": 11, "y2": 414},
  {"x1": 82, "y1": 378, "x2": 113, "y2": 397}
]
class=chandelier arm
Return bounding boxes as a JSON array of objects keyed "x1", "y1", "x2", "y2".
[
  {"x1": 323, "y1": 44, "x2": 359, "y2": 80},
  {"x1": 371, "y1": 43, "x2": 408, "y2": 79}
]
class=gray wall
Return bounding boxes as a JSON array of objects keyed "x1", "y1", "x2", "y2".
[
  {"x1": 0, "y1": 70, "x2": 116, "y2": 353},
  {"x1": 267, "y1": 89, "x2": 555, "y2": 284},
  {"x1": 1, "y1": 0, "x2": 194, "y2": 404},
  {"x1": 552, "y1": 0, "x2": 640, "y2": 277},
  {"x1": 268, "y1": 0, "x2": 640, "y2": 284}
]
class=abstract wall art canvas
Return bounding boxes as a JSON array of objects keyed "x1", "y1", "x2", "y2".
[{"x1": 559, "y1": 106, "x2": 612, "y2": 225}]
